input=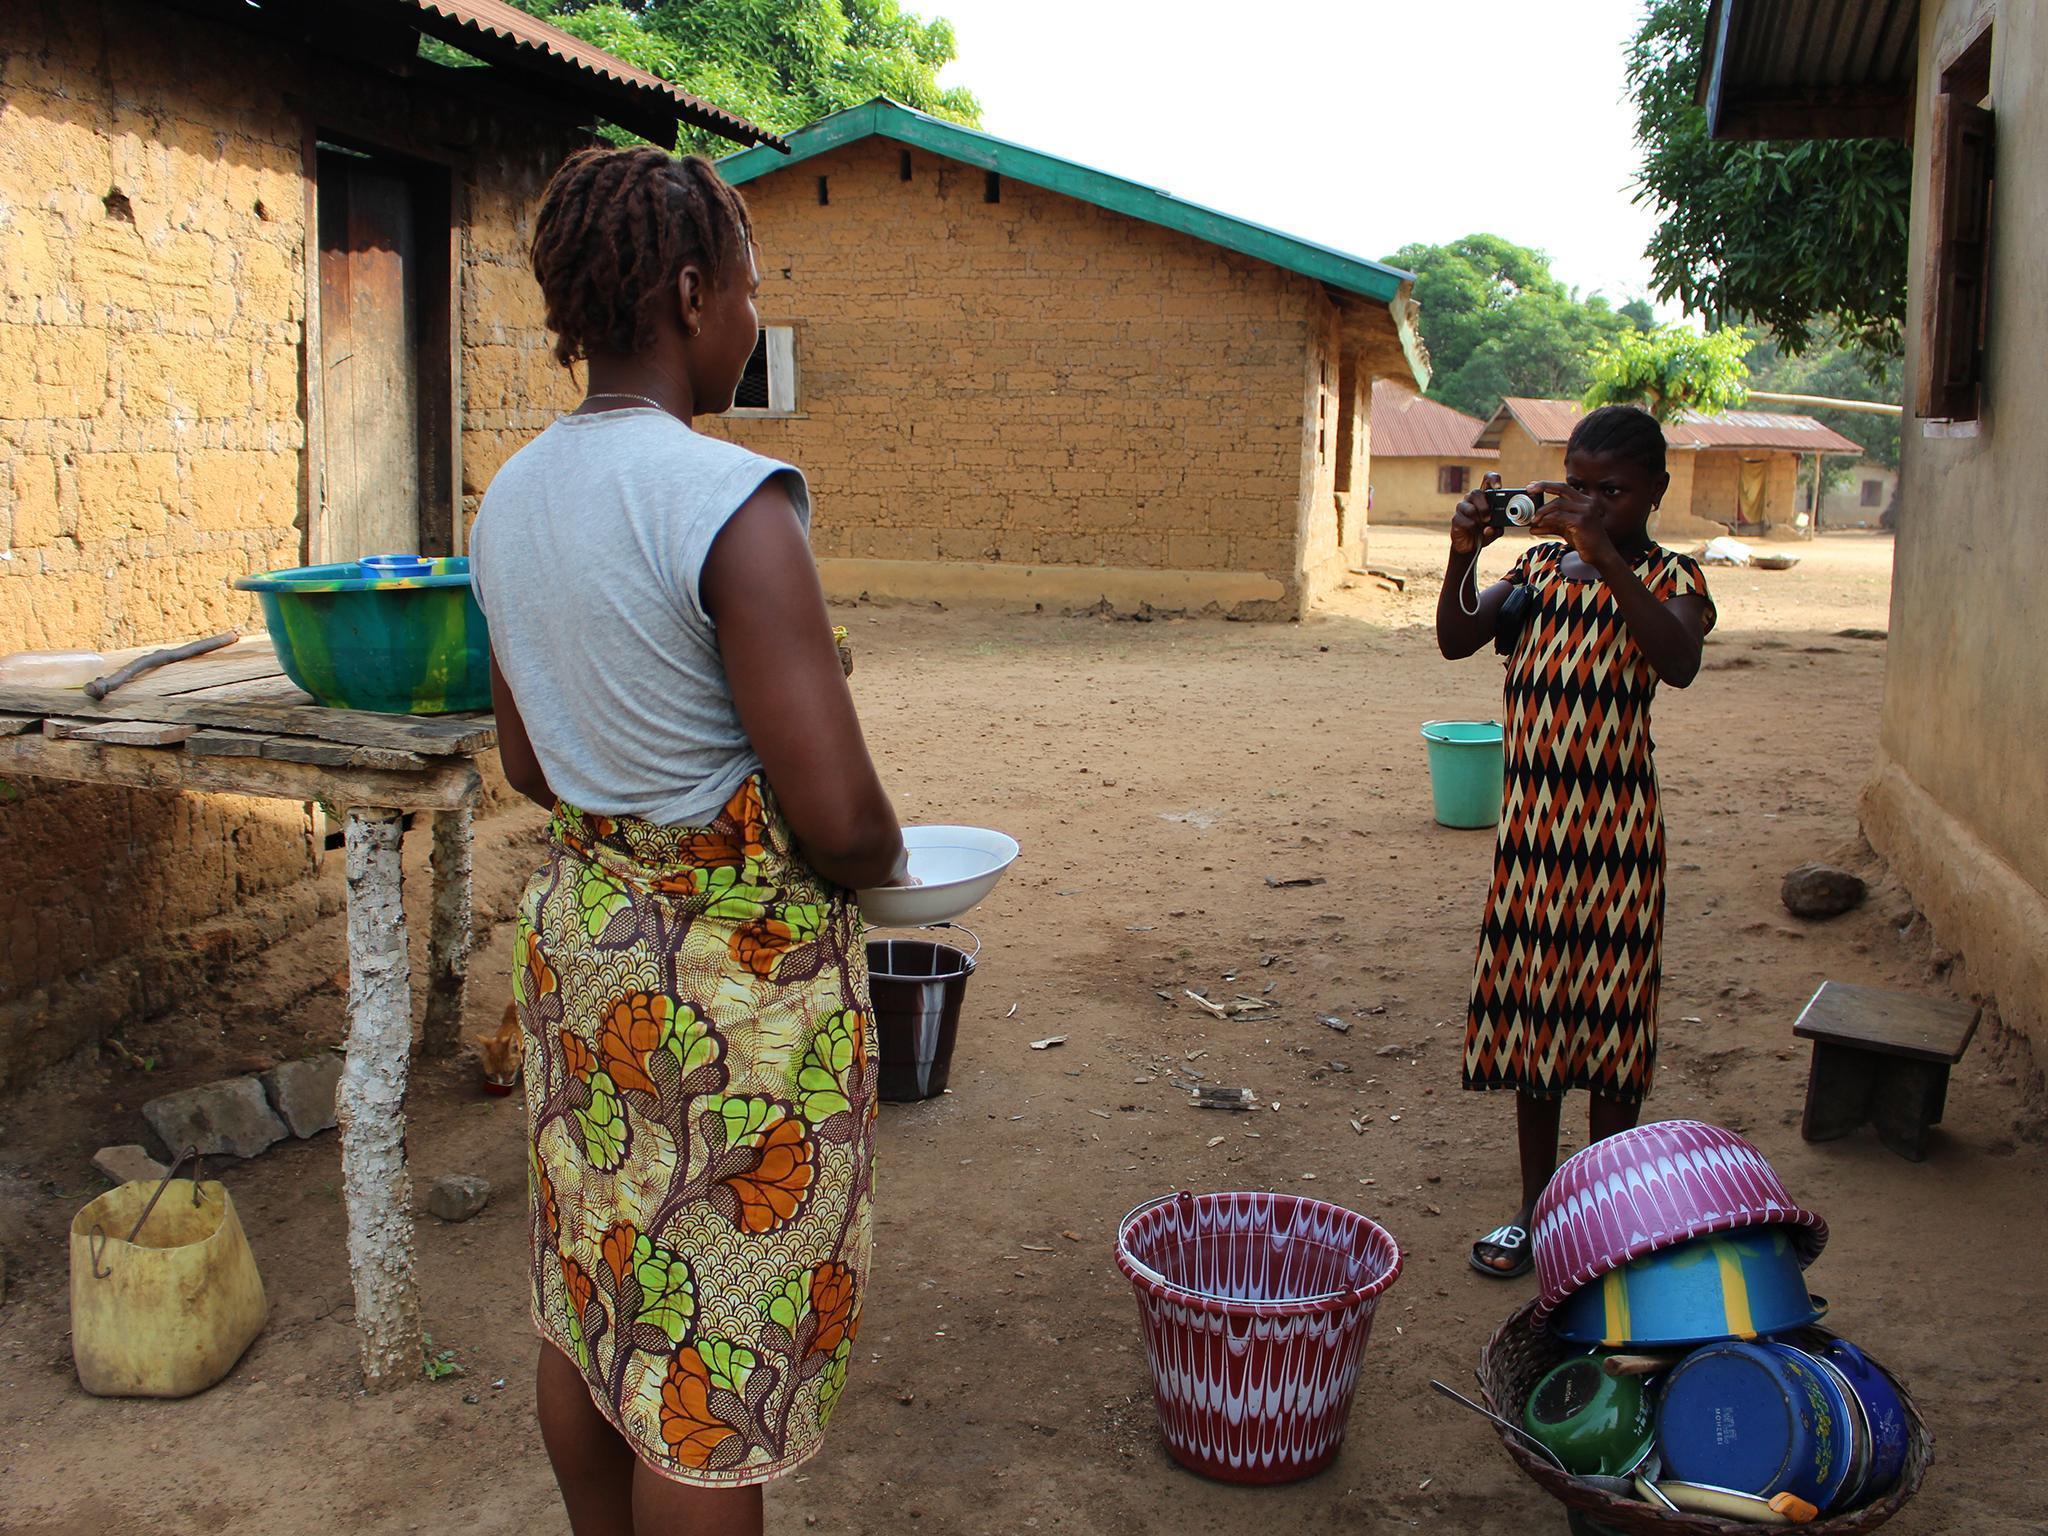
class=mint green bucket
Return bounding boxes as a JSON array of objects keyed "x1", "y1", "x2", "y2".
[{"x1": 1420, "y1": 720, "x2": 1504, "y2": 829}]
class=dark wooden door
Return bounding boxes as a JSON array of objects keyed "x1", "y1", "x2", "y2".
[{"x1": 318, "y1": 150, "x2": 428, "y2": 562}]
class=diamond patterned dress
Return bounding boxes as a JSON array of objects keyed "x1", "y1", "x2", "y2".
[{"x1": 1462, "y1": 541, "x2": 1715, "y2": 1105}]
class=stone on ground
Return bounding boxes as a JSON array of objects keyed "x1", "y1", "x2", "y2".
[
  {"x1": 425, "y1": 1174, "x2": 491, "y2": 1223},
  {"x1": 260, "y1": 1054, "x2": 343, "y2": 1139},
  {"x1": 1782, "y1": 863, "x2": 1868, "y2": 920},
  {"x1": 93, "y1": 1144, "x2": 168, "y2": 1186},
  {"x1": 142, "y1": 1077, "x2": 288, "y2": 1160}
]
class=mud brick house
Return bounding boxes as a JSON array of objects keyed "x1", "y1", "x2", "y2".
[
  {"x1": 1364, "y1": 379, "x2": 1499, "y2": 526},
  {"x1": 0, "y1": 0, "x2": 778, "y2": 1084},
  {"x1": 1474, "y1": 397, "x2": 1864, "y2": 539},
  {"x1": 704, "y1": 98, "x2": 1429, "y2": 619},
  {"x1": 1703, "y1": 0, "x2": 2048, "y2": 1065}
]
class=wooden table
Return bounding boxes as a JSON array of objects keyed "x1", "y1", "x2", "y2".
[
  {"x1": 0, "y1": 635, "x2": 494, "y2": 1388},
  {"x1": 1793, "y1": 980, "x2": 1981, "y2": 1162}
]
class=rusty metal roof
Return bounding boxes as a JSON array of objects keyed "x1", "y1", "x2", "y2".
[
  {"x1": 1698, "y1": 0, "x2": 1919, "y2": 140},
  {"x1": 401, "y1": 0, "x2": 785, "y2": 149},
  {"x1": 1476, "y1": 397, "x2": 1864, "y2": 455},
  {"x1": 1370, "y1": 380, "x2": 1498, "y2": 459}
]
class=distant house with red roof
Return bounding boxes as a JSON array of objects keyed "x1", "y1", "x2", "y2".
[
  {"x1": 1475, "y1": 397, "x2": 1865, "y2": 538},
  {"x1": 1365, "y1": 380, "x2": 1500, "y2": 527}
]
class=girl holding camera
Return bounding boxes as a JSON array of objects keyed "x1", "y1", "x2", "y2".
[{"x1": 1434, "y1": 404, "x2": 1715, "y2": 1278}]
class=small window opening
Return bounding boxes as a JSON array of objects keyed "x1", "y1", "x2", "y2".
[
  {"x1": 817, "y1": 175, "x2": 830, "y2": 206},
  {"x1": 1439, "y1": 465, "x2": 1469, "y2": 496},
  {"x1": 729, "y1": 326, "x2": 798, "y2": 416},
  {"x1": 984, "y1": 171, "x2": 1001, "y2": 204},
  {"x1": 734, "y1": 335, "x2": 771, "y2": 410},
  {"x1": 899, "y1": 150, "x2": 913, "y2": 181},
  {"x1": 1921, "y1": 22, "x2": 1995, "y2": 421},
  {"x1": 1860, "y1": 478, "x2": 1883, "y2": 507},
  {"x1": 103, "y1": 187, "x2": 134, "y2": 222}
]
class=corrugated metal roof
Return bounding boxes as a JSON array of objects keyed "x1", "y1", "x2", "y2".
[
  {"x1": 1674, "y1": 410, "x2": 1864, "y2": 453},
  {"x1": 1699, "y1": 0, "x2": 1919, "y2": 140},
  {"x1": 1476, "y1": 397, "x2": 1864, "y2": 455},
  {"x1": 1370, "y1": 380, "x2": 1498, "y2": 459},
  {"x1": 401, "y1": 0, "x2": 786, "y2": 149}
]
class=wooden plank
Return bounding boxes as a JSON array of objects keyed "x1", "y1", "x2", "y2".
[
  {"x1": 181, "y1": 677, "x2": 316, "y2": 707},
  {"x1": 0, "y1": 714, "x2": 40, "y2": 738},
  {"x1": 0, "y1": 684, "x2": 494, "y2": 755},
  {"x1": 185, "y1": 729, "x2": 283, "y2": 758},
  {"x1": 263, "y1": 738, "x2": 429, "y2": 772},
  {"x1": 43, "y1": 717, "x2": 197, "y2": 746},
  {"x1": 1792, "y1": 980, "x2": 1979, "y2": 1062},
  {"x1": 1, "y1": 733, "x2": 482, "y2": 812},
  {"x1": 119, "y1": 643, "x2": 287, "y2": 700},
  {"x1": 183, "y1": 730, "x2": 424, "y2": 771}
]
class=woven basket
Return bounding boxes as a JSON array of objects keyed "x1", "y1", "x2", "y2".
[{"x1": 1476, "y1": 1299, "x2": 1932, "y2": 1536}]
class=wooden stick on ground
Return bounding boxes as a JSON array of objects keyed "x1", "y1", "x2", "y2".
[{"x1": 337, "y1": 806, "x2": 425, "y2": 1389}]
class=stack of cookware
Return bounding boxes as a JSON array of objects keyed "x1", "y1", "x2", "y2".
[{"x1": 1477, "y1": 1120, "x2": 1929, "y2": 1532}]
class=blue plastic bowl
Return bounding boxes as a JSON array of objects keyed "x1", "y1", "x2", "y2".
[
  {"x1": 1657, "y1": 1340, "x2": 1860, "y2": 1513},
  {"x1": 360, "y1": 553, "x2": 433, "y2": 579},
  {"x1": 1552, "y1": 1227, "x2": 1824, "y2": 1348}
]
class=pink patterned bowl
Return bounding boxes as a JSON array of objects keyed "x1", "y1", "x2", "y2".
[
  {"x1": 1531, "y1": 1120, "x2": 1826, "y2": 1331},
  {"x1": 1115, "y1": 1190, "x2": 1402, "y2": 1484}
]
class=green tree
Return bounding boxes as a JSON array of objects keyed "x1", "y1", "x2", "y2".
[
  {"x1": 481, "y1": 1, "x2": 980, "y2": 154},
  {"x1": 1382, "y1": 234, "x2": 1648, "y2": 419},
  {"x1": 1627, "y1": 0, "x2": 1911, "y2": 366},
  {"x1": 1583, "y1": 324, "x2": 1753, "y2": 423}
]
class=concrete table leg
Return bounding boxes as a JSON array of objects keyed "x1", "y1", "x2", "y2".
[
  {"x1": 421, "y1": 807, "x2": 473, "y2": 1059},
  {"x1": 337, "y1": 806, "x2": 424, "y2": 1390}
]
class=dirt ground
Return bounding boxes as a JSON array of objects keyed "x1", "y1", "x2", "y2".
[{"x1": 3, "y1": 529, "x2": 2044, "y2": 1535}]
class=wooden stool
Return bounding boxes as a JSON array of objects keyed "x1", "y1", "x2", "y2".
[{"x1": 1793, "y1": 981, "x2": 1980, "y2": 1162}]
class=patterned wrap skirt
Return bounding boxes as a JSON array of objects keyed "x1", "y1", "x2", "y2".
[{"x1": 515, "y1": 775, "x2": 876, "y2": 1487}]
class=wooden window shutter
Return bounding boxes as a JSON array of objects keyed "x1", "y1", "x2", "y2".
[{"x1": 1923, "y1": 97, "x2": 1994, "y2": 419}]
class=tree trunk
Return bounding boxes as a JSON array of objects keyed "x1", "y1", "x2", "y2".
[
  {"x1": 421, "y1": 807, "x2": 473, "y2": 1058},
  {"x1": 338, "y1": 806, "x2": 424, "y2": 1390}
]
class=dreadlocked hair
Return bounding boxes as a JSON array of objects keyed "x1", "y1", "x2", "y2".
[
  {"x1": 1566, "y1": 404, "x2": 1667, "y2": 474},
  {"x1": 529, "y1": 145, "x2": 754, "y2": 367}
]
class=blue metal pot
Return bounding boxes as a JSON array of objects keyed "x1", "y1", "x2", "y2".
[
  {"x1": 1817, "y1": 1339, "x2": 1909, "y2": 1501},
  {"x1": 1552, "y1": 1227, "x2": 1825, "y2": 1348},
  {"x1": 1656, "y1": 1340, "x2": 1859, "y2": 1513}
]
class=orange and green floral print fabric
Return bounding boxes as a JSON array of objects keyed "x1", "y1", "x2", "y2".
[{"x1": 517, "y1": 776, "x2": 877, "y2": 1486}]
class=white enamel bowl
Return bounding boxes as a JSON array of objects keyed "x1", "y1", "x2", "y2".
[{"x1": 856, "y1": 825, "x2": 1019, "y2": 927}]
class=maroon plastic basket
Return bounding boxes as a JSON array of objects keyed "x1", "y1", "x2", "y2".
[{"x1": 1115, "y1": 1190, "x2": 1402, "y2": 1484}]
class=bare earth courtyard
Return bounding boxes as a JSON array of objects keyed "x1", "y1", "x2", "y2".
[{"x1": 2, "y1": 530, "x2": 2042, "y2": 1535}]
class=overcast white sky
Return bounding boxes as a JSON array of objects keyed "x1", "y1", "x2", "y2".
[{"x1": 934, "y1": 0, "x2": 1668, "y2": 309}]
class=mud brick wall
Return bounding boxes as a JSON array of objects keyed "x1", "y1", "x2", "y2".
[
  {"x1": 0, "y1": 0, "x2": 581, "y2": 1086},
  {"x1": 700, "y1": 137, "x2": 1329, "y2": 612}
]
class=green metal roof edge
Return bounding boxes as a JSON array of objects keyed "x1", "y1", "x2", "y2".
[{"x1": 718, "y1": 99, "x2": 1414, "y2": 307}]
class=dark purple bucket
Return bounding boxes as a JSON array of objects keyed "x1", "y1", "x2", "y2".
[{"x1": 866, "y1": 926, "x2": 977, "y2": 1102}]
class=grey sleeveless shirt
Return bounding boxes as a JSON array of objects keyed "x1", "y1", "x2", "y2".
[{"x1": 468, "y1": 408, "x2": 810, "y2": 826}]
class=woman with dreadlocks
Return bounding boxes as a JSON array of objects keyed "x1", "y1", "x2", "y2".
[
  {"x1": 1434, "y1": 404, "x2": 1716, "y2": 1283},
  {"x1": 469, "y1": 145, "x2": 908, "y2": 1535}
]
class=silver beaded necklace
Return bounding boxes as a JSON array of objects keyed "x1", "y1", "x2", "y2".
[{"x1": 581, "y1": 391, "x2": 668, "y2": 413}]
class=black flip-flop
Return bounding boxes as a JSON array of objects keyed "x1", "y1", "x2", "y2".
[{"x1": 1469, "y1": 1223, "x2": 1533, "y2": 1278}]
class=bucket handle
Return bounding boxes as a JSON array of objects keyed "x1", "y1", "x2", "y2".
[
  {"x1": 868, "y1": 921, "x2": 980, "y2": 965},
  {"x1": 90, "y1": 1145, "x2": 206, "y2": 1279}
]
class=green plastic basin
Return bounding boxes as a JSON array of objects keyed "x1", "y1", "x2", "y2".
[{"x1": 232, "y1": 557, "x2": 491, "y2": 715}]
